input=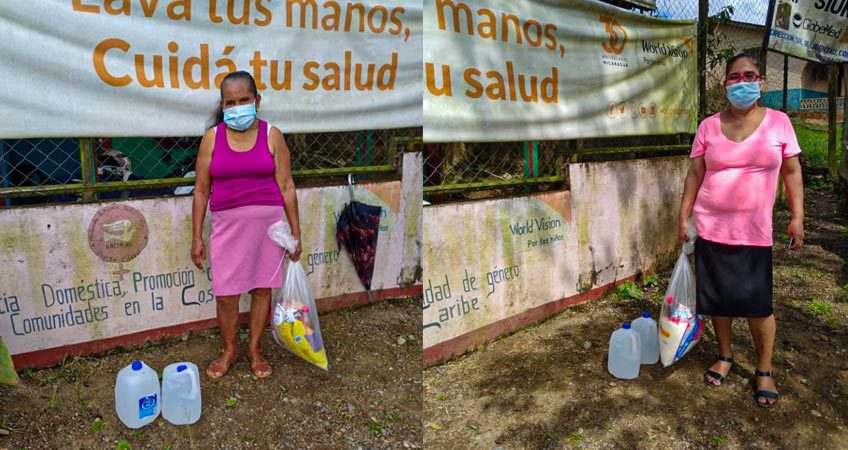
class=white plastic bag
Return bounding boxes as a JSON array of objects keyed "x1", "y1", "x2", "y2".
[
  {"x1": 265, "y1": 219, "x2": 328, "y2": 370},
  {"x1": 658, "y1": 219, "x2": 704, "y2": 367},
  {"x1": 271, "y1": 262, "x2": 328, "y2": 370}
]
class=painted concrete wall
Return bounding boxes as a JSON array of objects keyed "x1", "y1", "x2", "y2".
[
  {"x1": 1, "y1": 152, "x2": 422, "y2": 367},
  {"x1": 423, "y1": 156, "x2": 689, "y2": 365}
]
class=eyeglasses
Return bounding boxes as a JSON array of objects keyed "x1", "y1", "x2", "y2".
[{"x1": 725, "y1": 71, "x2": 763, "y2": 85}]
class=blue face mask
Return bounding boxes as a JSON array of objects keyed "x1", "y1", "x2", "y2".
[
  {"x1": 726, "y1": 81, "x2": 761, "y2": 109},
  {"x1": 223, "y1": 102, "x2": 256, "y2": 131}
]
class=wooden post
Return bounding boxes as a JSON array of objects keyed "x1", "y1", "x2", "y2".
[{"x1": 79, "y1": 138, "x2": 96, "y2": 202}]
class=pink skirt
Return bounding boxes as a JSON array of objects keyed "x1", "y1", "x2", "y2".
[{"x1": 210, "y1": 205, "x2": 287, "y2": 297}]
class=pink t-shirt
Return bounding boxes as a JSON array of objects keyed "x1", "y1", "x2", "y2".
[{"x1": 690, "y1": 108, "x2": 801, "y2": 247}]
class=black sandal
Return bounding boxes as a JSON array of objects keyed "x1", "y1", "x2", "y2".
[
  {"x1": 753, "y1": 370, "x2": 779, "y2": 408},
  {"x1": 703, "y1": 355, "x2": 734, "y2": 386}
]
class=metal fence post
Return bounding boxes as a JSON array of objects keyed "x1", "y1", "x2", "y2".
[
  {"x1": 698, "y1": 0, "x2": 708, "y2": 122},
  {"x1": 842, "y1": 63, "x2": 848, "y2": 186},
  {"x1": 523, "y1": 141, "x2": 539, "y2": 179},
  {"x1": 782, "y1": 54, "x2": 788, "y2": 112},
  {"x1": 828, "y1": 64, "x2": 838, "y2": 180},
  {"x1": 761, "y1": 0, "x2": 776, "y2": 78},
  {"x1": 79, "y1": 137, "x2": 96, "y2": 202}
]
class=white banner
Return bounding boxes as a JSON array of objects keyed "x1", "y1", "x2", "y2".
[
  {"x1": 422, "y1": 0, "x2": 698, "y2": 142},
  {"x1": 0, "y1": 1, "x2": 423, "y2": 138},
  {"x1": 768, "y1": 0, "x2": 848, "y2": 63}
]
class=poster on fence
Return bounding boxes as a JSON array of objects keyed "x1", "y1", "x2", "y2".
[
  {"x1": 0, "y1": 1, "x2": 422, "y2": 138},
  {"x1": 0, "y1": 182, "x2": 407, "y2": 360},
  {"x1": 767, "y1": 0, "x2": 848, "y2": 63},
  {"x1": 422, "y1": 0, "x2": 697, "y2": 142}
]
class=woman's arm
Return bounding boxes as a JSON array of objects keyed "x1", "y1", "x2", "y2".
[
  {"x1": 678, "y1": 156, "x2": 706, "y2": 243},
  {"x1": 191, "y1": 128, "x2": 215, "y2": 270},
  {"x1": 270, "y1": 126, "x2": 303, "y2": 261},
  {"x1": 780, "y1": 155, "x2": 804, "y2": 250}
]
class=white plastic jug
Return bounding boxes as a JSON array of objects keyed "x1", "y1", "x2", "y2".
[
  {"x1": 632, "y1": 311, "x2": 660, "y2": 365},
  {"x1": 161, "y1": 362, "x2": 201, "y2": 425},
  {"x1": 115, "y1": 360, "x2": 160, "y2": 428},
  {"x1": 608, "y1": 322, "x2": 641, "y2": 379}
]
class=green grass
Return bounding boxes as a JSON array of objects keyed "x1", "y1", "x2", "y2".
[
  {"x1": 566, "y1": 430, "x2": 585, "y2": 448},
  {"x1": 91, "y1": 418, "x2": 104, "y2": 433},
  {"x1": 793, "y1": 121, "x2": 843, "y2": 169},
  {"x1": 115, "y1": 440, "x2": 131, "y2": 450},
  {"x1": 366, "y1": 418, "x2": 386, "y2": 436},
  {"x1": 225, "y1": 397, "x2": 237, "y2": 408},
  {"x1": 808, "y1": 300, "x2": 831, "y2": 316}
]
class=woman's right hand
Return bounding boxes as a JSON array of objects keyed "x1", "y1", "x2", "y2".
[
  {"x1": 191, "y1": 238, "x2": 206, "y2": 270},
  {"x1": 678, "y1": 218, "x2": 691, "y2": 244}
]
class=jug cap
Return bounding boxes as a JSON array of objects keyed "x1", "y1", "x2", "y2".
[
  {"x1": 131, "y1": 361, "x2": 142, "y2": 371},
  {"x1": 177, "y1": 364, "x2": 187, "y2": 372},
  {"x1": 641, "y1": 311, "x2": 651, "y2": 318},
  {"x1": 622, "y1": 321, "x2": 631, "y2": 329}
]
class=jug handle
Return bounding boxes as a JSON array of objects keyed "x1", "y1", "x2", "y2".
[{"x1": 179, "y1": 368, "x2": 199, "y2": 400}]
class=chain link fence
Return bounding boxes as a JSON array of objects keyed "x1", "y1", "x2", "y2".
[
  {"x1": 423, "y1": 1, "x2": 701, "y2": 202},
  {"x1": 424, "y1": 1, "x2": 844, "y2": 202},
  {"x1": 0, "y1": 127, "x2": 421, "y2": 207}
]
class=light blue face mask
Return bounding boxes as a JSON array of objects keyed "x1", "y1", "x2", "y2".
[
  {"x1": 223, "y1": 102, "x2": 256, "y2": 131},
  {"x1": 726, "y1": 81, "x2": 761, "y2": 109}
]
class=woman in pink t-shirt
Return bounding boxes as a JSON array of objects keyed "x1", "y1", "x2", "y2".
[
  {"x1": 191, "y1": 71, "x2": 303, "y2": 379},
  {"x1": 678, "y1": 54, "x2": 805, "y2": 408}
]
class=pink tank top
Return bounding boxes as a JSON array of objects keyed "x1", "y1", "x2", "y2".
[{"x1": 209, "y1": 120, "x2": 285, "y2": 212}]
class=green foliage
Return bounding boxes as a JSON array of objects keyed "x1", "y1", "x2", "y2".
[
  {"x1": 91, "y1": 418, "x2": 104, "y2": 433},
  {"x1": 706, "y1": 6, "x2": 736, "y2": 71},
  {"x1": 808, "y1": 300, "x2": 831, "y2": 316},
  {"x1": 225, "y1": 397, "x2": 237, "y2": 408},
  {"x1": 713, "y1": 435, "x2": 726, "y2": 446},
  {"x1": 614, "y1": 281, "x2": 644, "y2": 302},
  {"x1": 115, "y1": 440, "x2": 131, "y2": 450},
  {"x1": 641, "y1": 273, "x2": 660, "y2": 287}
]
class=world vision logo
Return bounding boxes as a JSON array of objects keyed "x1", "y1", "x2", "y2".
[
  {"x1": 606, "y1": 101, "x2": 657, "y2": 120},
  {"x1": 600, "y1": 16, "x2": 627, "y2": 54}
]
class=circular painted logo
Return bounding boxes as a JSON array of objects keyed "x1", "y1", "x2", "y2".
[{"x1": 88, "y1": 204, "x2": 149, "y2": 263}]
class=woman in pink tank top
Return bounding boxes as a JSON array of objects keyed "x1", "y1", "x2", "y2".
[
  {"x1": 678, "y1": 54, "x2": 804, "y2": 408},
  {"x1": 190, "y1": 71, "x2": 302, "y2": 379}
]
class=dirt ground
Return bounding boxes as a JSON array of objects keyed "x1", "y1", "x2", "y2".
[
  {"x1": 424, "y1": 184, "x2": 848, "y2": 450},
  {"x1": 0, "y1": 297, "x2": 422, "y2": 450}
]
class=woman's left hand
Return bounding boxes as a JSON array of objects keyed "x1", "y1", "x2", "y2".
[
  {"x1": 290, "y1": 240, "x2": 303, "y2": 261},
  {"x1": 787, "y1": 218, "x2": 804, "y2": 250}
]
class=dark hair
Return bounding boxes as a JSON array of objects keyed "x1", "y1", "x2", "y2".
[
  {"x1": 725, "y1": 53, "x2": 761, "y2": 76},
  {"x1": 212, "y1": 71, "x2": 259, "y2": 125}
]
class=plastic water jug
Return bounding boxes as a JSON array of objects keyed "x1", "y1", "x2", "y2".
[
  {"x1": 161, "y1": 362, "x2": 201, "y2": 425},
  {"x1": 632, "y1": 311, "x2": 660, "y2": 365},
  {"x1": 607, "y1": 322, "x2": 641, "y2": 379},
  {"x1": 115, "y1": 360, "x2": 160, "y2": 428}
]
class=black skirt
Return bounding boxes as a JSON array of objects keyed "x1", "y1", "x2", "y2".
[{"x1": 694, "y1": 238, "x2": 773, "y2": 318}]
